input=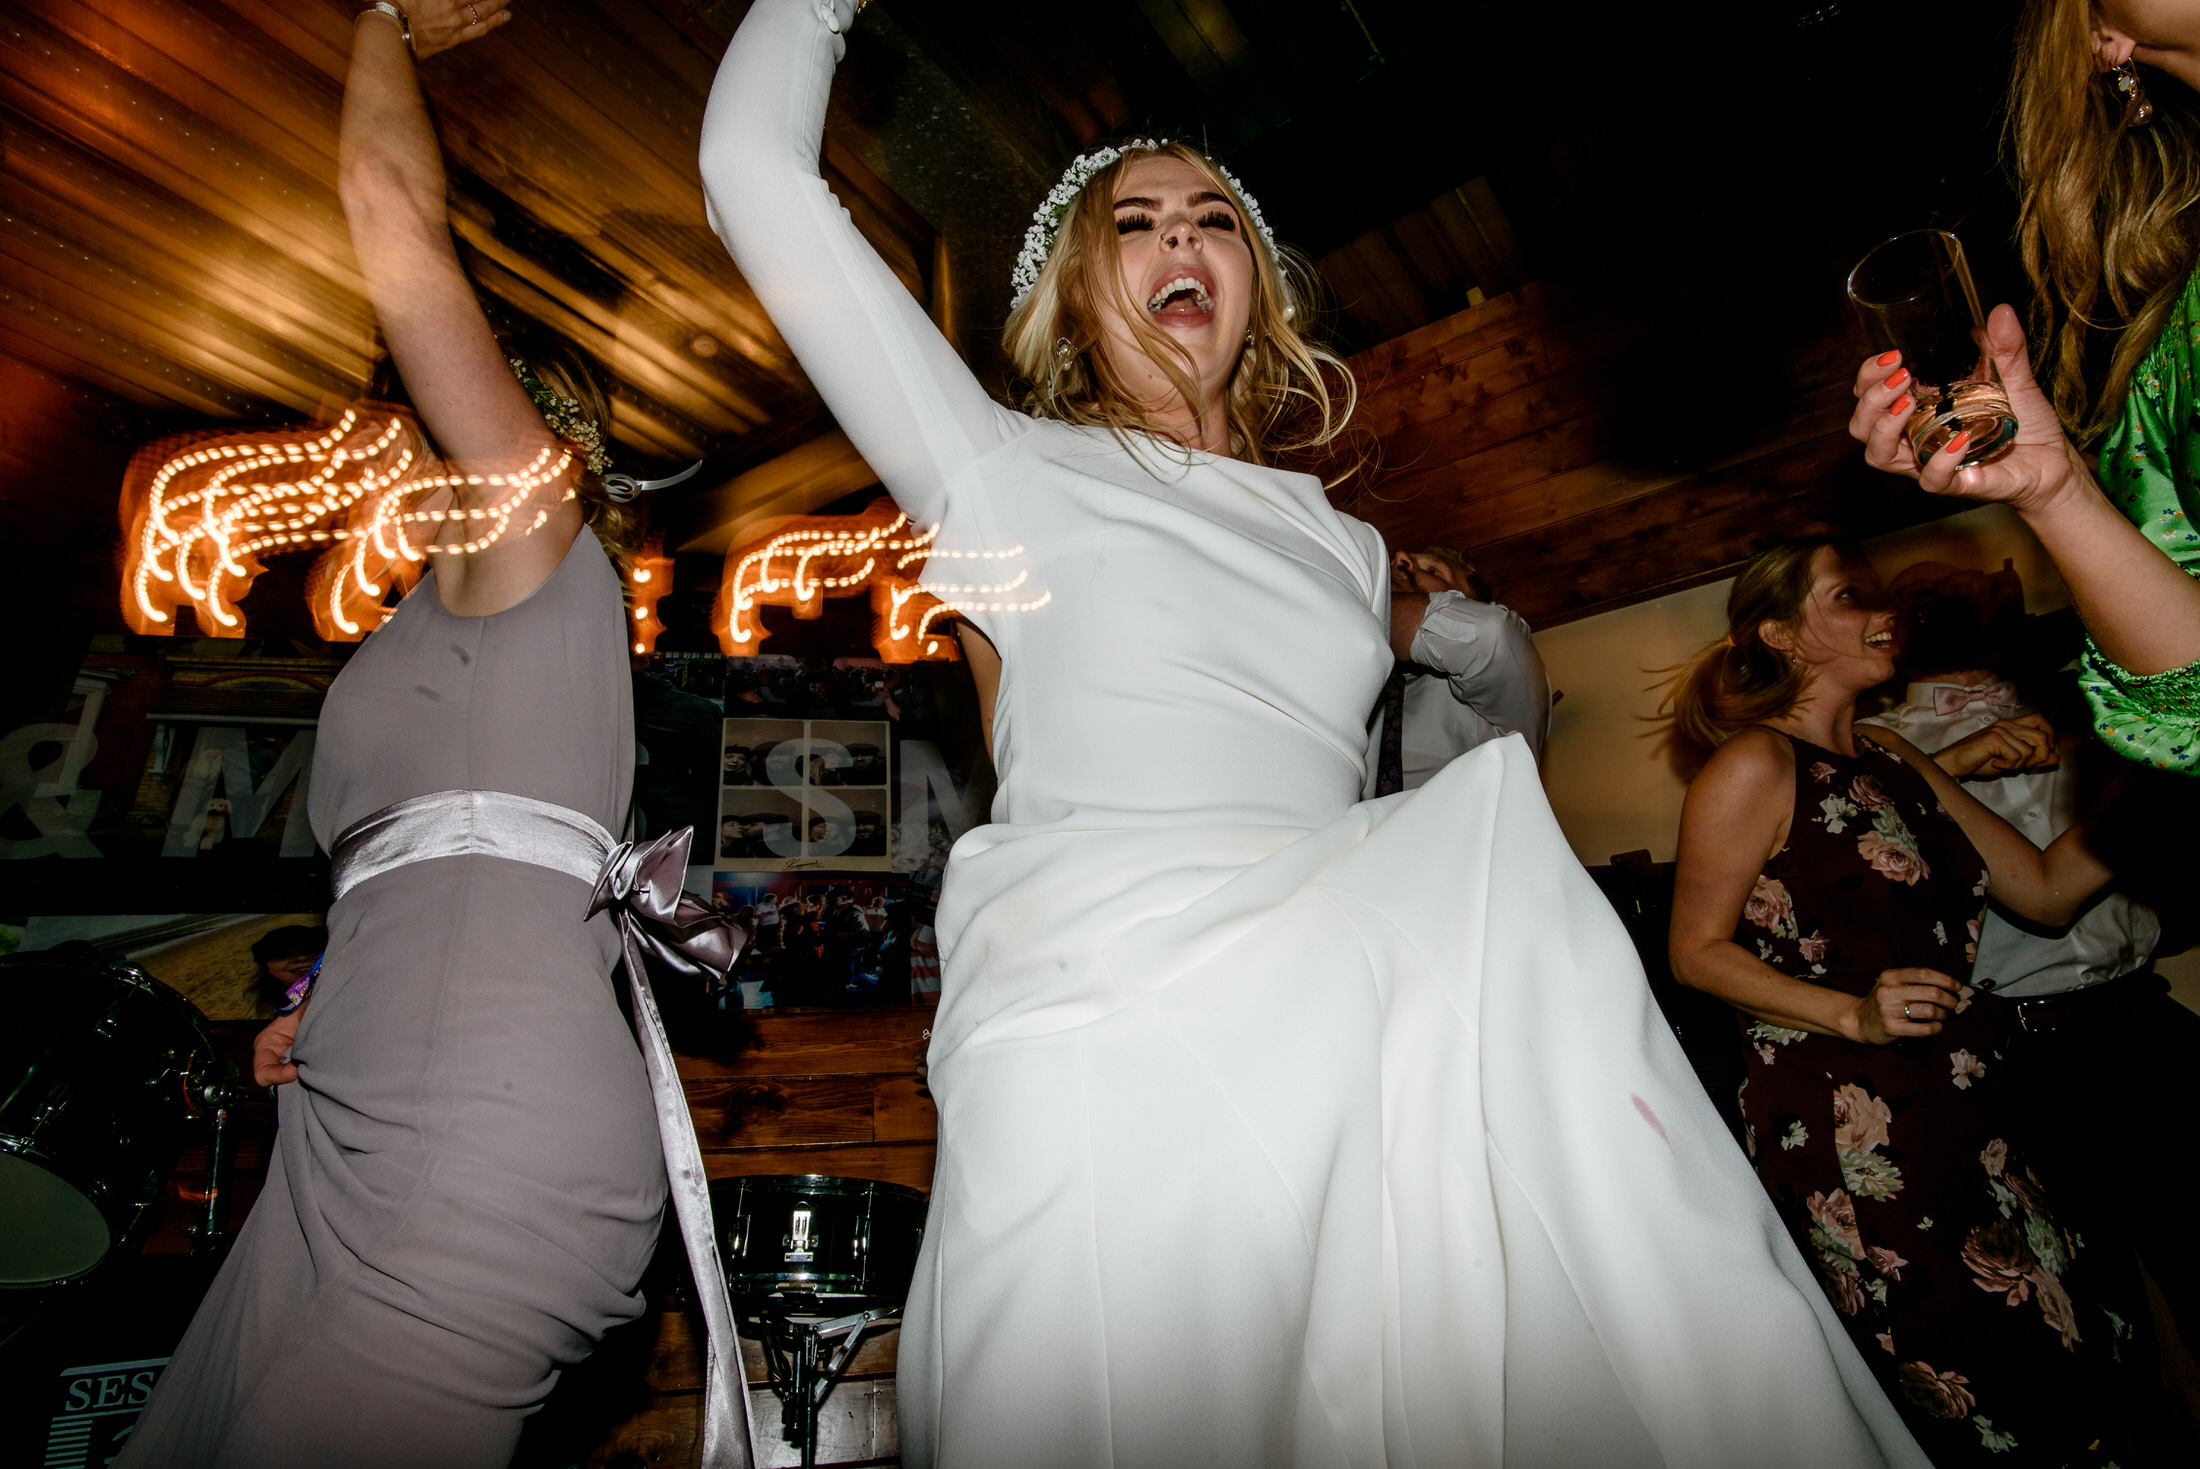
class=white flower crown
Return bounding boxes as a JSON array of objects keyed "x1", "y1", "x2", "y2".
[{"x1": 1008, "y1": 138, "x2": 1281, "y2": 311}]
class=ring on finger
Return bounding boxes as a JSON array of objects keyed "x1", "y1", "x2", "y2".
[
  {"x1": 467, "y1": 3, "x2": 480, "y2": 22},
  {"x1": 1902, "y1": 1002, "x2": 1913, "y2": 1020}
]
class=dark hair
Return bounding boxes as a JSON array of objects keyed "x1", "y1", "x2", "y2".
[
  {"x1": 1657, "y1": 538, "x2": 1858, "y2": 772},
  {"x1": 251, "y1": 924, "x2": 327, "y2": 965},
  {"x1": 1898, "y1": 572, "x2": 2035, "y2": 681},
  {"x1": 1415, "y1": 546, "x2": 1495, "y2": 604}
]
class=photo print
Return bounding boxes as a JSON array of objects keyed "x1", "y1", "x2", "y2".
[
  {"x1": 710, "y1": 872, "x2": 912, "y2": 1008},
  {"x1": 721, "y1": 718, "x2": 802, "y2": 788},
  {"x1": 719, "y1": 716, "x2": 892, "y2": 870},
  {"x1": 716, "y1": 788, "x2": 802, "y2": 864}
]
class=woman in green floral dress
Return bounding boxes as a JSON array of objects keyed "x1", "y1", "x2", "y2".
[
  {"x1": 1849, "y1": 0, "x2": 2200, "y2": 773},
  {"x1": 1669, "y1": 539, "x2": 2134, "y2": 1465}
]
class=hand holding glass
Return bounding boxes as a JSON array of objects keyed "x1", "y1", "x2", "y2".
[{"x1": 1847, "y1": 231, "x2": 2017, "y2": 469}]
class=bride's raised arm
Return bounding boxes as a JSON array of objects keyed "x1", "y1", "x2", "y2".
[{"x1": 700, "y1": 0, "x2": 1014, "y2": 530}]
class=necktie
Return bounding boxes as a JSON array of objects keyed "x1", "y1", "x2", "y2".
[{"x1": 1375, "y1": 661, "x2": 1409, "y2": 797}]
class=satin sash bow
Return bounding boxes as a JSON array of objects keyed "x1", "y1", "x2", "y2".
[
  {"x1": 587, "y1": 828, "x2": 755, "y2": 1469},
  {"x1": 590, "y1": 828, "x2": 746, "y2": 983},
  {"x1": 329, "y1": 790, "x2": 755, "y2": 1469}
]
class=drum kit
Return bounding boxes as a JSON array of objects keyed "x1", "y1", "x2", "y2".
[
  {"x1": 0, "y1": 953, "x2": 246, "y2": 1293},
  {"x1": 711, "y1": 1173, "x2": 927, "y2": 1468}
]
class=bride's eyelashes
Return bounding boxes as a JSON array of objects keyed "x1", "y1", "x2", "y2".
[{"x1": 1114, "y1": 210, "x2": 1238, "y2": 235}]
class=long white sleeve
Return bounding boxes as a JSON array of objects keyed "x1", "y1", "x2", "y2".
[{"x1": 699, "y1": 0, "x2": 1016, "y2": 529}]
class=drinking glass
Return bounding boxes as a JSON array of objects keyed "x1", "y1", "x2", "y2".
[{"x1": 1846, "y1": 230, "x2": 2017, "y2": 469}]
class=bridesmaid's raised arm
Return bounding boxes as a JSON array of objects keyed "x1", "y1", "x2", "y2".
[
  {"x1": 699, "y1": 0, "x2": 1013, "y2": 531},
  {"x1": 340, "y1": 1, "x2": 582, "y2": 616}
]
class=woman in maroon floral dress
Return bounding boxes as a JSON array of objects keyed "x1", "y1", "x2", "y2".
[{"x1": 1667, "y1": 539, "x2": 2134, "y2": 1466}]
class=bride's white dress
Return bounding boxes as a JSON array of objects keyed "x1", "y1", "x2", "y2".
[{"x1": 702, "y1": 4, "x2": 1927, "y2": 1465}]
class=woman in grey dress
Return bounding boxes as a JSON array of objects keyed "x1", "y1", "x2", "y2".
[{"x1": 118, "y1": 3, "x2": 669, "y2": 1463}]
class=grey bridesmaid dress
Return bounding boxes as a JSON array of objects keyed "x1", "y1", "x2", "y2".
[{"x1": 119, "y1": 529, "x2": 668, "y2": 1468}]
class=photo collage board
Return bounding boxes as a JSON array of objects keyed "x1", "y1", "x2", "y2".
[
  {"x1": 717, "y1": 717, "x2": 891, "y2": 870},
  {"x1": 634, "y1": 651, "x2": 992, "y2": 1011}
]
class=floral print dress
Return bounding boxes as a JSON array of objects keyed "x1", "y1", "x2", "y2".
[{"x1": 1734, "y1": 734, "x2": 2131, "y2": 1466}]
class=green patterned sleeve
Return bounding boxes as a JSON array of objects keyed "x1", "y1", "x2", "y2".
[
  {"x1": 2084, "y1": 268, "x2": 2200, "y2": 773},
  {"x1": 2078, "y1": 645, "x2": 2200, "y2": 769}
]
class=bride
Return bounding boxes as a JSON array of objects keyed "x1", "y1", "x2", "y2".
[{"x1": 702, "y1": 3, "x2": 1927, "y2": 1464}]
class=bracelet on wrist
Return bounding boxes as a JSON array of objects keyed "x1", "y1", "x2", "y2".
[
  {"x1": 357, "y1": 1, "x2": 415, "y2": 53},
  {"x1": 274, "y1": 954, "x2": 323, "y2": 1017}
]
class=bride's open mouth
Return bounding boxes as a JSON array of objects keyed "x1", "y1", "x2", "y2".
[{"x1": 1146, "y1": 269, "x2": 1215, "y2": 323}]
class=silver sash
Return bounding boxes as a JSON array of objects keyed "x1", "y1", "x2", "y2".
[{"x1": 330, "y1": 788, "x2": 755, "y2": 1469}]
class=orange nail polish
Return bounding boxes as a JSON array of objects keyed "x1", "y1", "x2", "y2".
[
  {"x1": 1885, "y1": 368, "x2": 1910, "y2": 391},
  {"x1": 1889, "y1": 395, "x2": 1912, "y2": 417},
  {"x1": 1876, "y1": 350, "x2": 1901, "y2": 366},
  {"x1": 1944, "y1": 430, "x2": 1972, "y2": 455}
]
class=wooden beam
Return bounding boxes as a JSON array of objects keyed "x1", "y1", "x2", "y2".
[
  {"x1": 1470, "y1": 432, "x2": 1943, "y2": 629},
  {"x1": 673, "y1": 431, "x2": 881, "y2": 555}
]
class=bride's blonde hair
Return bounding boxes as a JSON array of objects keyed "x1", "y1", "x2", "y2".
[{"x1": 1002, "y1": 140, "x2": 1356, "y2": 472}]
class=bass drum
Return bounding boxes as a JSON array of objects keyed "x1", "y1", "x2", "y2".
[
  {"x1": 0, "y1": 954, "x2": 223, "y2": 1288},
  {"x1": 711, "y1": 1174, "x2": 926, "y2": 1307}
]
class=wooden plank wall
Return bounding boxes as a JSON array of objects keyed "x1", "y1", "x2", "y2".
[
  {"x1": 567, "y1": 1003, "x2": 937, "y2": 1468},
  {"x1": 683, "y1": 1009, "x2": 939, "y2": 1192},
  {"x1": 1326, "y1": 281, "x2": 1956, "y2": 629}
]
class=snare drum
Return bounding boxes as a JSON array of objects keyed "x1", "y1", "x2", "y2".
[
  {"x1": 0, "y1": 955, "x2": 224, "y2": 1287},
  {"x1": 710, "y1": 1174, "x2": 925, "y2": 1306}
]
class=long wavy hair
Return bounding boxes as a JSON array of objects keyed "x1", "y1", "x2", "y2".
[
  {"x1": 2010, "y1": 0, "x2": 2200, "y2": 438},
  {"x1": 1657, "y1": 538, "x2": 1853, "y2": 775},
  {"x1": 1002, "y1": 140, "x2": 1356, "y2": 472}
]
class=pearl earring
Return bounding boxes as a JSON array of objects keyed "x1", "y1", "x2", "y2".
[{"x1": 2112, "y1": 58, "x2": 2154, "y2": 125}]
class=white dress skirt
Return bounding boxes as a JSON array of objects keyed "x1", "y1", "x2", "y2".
[{"x1": 701, "y1": 4, "x2": 1930, "y2": 1465}]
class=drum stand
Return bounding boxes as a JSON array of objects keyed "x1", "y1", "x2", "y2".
[
  {"x1": 183, "y1": 1071, "x2": 245, "y2": 1255},
  {"x1": 745, "y1": 1297, "x2": 899, "y2": 1468}
]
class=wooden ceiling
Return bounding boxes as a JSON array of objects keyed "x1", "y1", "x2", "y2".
[
  {"x1": 0, "y1": 0, "x2": 941, "y2": 454},
  {"x1": 3, "y1": 0, "x2": 2026, "y2": 649}
]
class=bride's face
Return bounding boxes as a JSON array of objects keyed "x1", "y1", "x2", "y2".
[{"x1": 1096, "y1": 154, "x2": 1257, "y2": 420}]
